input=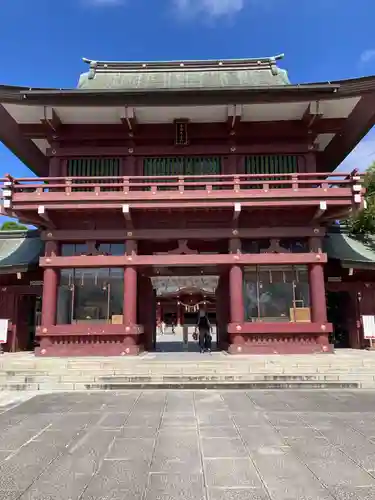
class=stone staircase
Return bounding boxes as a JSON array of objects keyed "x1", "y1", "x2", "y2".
[{"x1": 1, "y1": 350, "x2": 375, "y2": 391}]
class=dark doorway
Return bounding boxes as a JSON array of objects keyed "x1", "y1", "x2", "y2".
[
  {"x1": 14, "y1": 295, "x2": 42, "y2": 351},
  {"x1": 326, "y1": 291, "x2": 351, "y2": 348}
]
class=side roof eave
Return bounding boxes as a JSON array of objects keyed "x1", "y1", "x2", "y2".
[
  {"x1": 0, "y1": 230, "x2": 44, "y2": 275},
  {"x1": 325, "y1": 231, "x2": 375, "y2": 270}
]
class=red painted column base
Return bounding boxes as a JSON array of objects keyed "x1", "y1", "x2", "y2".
[
  {"x1": 35, "y1": 334, "x2": 144, "y2": 357},
  {"x1": 226, "y1": 322, "x2": 333, "y2": 355}
]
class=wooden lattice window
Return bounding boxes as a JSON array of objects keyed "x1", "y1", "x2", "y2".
[
  {"x1": 143, "y1": 157, "x2": 222, "y2": 190},
  {"x1": 67, "y1": 158, "x2": 121, "y2": 191},
  {"x1": 244, "y1": 155, "x2": 300, "y2": 189}
]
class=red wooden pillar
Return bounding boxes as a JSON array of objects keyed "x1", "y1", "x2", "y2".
[
  {"x1": 229, "y1": 265, "x2": 244, "y2": 324},
  {"x1": 41, "y1": 241, "x2": 58, "y2": 327},
  {"x1": 123, "y1": 240, "x2": 138, "y2": 326},
  {"x1": 176, "y1": 301, "x2": 182, "y2": 326},
  {"x1": 123, "y1": 266, "x2": 137, "y2": 325},
  {"x1": 309, "y1": 263, "x2": 328, "y2": 345}
]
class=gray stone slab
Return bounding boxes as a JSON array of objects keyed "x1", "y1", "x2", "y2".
[
  {"x1": 99, "y1": 413, "x2": 130, "y2": 428},
  {"x1": 161, "y1": 414, "x2": 198, "y2": 428},
  {"x1": 120, "y1": 425, "x2": 158, "y2": 438},
  {"x1": 251, "y1": 448, "x2": 315, "y2": 484},
  {"x1": 19, "y1": 475, "x2": 92, "y2": 500},
  {"x1": 238, "y1": 427, "x2": 287, "y2": 450},
  {"x1": 0, "y1": 492, "x2": 23, "y2": 500},
  {"x1": 307, "y1": 459, "x2": 375, "y2": 487},
  {"x1": 0, "y1": 451, "x2": 11, "y2": 463},
  {"x1": 81, "y1": 461, "x2": 148, "y2": 500},
  {"x1": 144, "y1": 473, "x2": 205, "y2": 500},
  {"x1": 4, "y1": 390, "x2": 375, "y2": 499},
  {"x1": 199, "y1": 426, "x2": 239, "y2": 438},
  {"x1": 205, "y1": 458, "x2": 262, "y2": 488},
  {"x1": 151, "y1": 434, "x2": 201, "y2": 473},
  {"x1": 106, "y1": 437, "x2": 155, "y2": 462},
  {"x1": 126, "y1": 413, "x2": 162, "y2": 426},
  {"x1": 197, "y1": 412, "x2": 234, "y2": 427},
  {"x1": 201, "y1": 437, "x2": 249, "y2": 458},
  {"x1": 209, "y1": 490, "x2": 271, "y2": 500},
  {"x1": 266, "y1": 486, "x2": 335, "y2": 500}
]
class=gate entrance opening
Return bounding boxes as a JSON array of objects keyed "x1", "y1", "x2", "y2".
[{"x1": 152, "y1": 274, "x2": 218, "y2": 352}]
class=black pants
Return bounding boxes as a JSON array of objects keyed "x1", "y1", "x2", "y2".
[{"x1": 199, "y1": 328, "x2": 211, "y2": 351}]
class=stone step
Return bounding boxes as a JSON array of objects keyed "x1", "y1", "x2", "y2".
[
  {"x1": 1, "y1": 372, "x2": 375, "y2": 391},
  {"x1": 1, "y1": 373, "x2": 362, "y2": 383},
  {"x1": 0, "y1": 380, "x2": 361, "y2": 391}
]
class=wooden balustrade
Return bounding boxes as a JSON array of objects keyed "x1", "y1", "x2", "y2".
[{"x1": 0, "y1": 171, "x2": 364, "y2": 211}]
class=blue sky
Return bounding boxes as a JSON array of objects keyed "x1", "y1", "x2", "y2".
[{"x1": 1, "y1": 0, "x2": 375, "y2": 179}]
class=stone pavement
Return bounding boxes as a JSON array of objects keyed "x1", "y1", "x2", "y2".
[{"x1": 1, "y1": 392, "x2": 375, "y2": 499}]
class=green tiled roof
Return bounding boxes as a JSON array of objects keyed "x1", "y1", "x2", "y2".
[
  {"x1": 0, "y1": 230, "x2": 43, "y2": 273},
  {"x1": 78, "y1": 55, "x2": 291, "y2": 91},
  {"x1": 324, "y1": 228, "x2": 375, "y2": 269}
]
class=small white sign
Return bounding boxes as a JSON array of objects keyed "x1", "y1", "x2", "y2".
[
  {"x1": 0, "y1": 319, "x2": 9, "y2": 344},
  {"x1": 362, "y1": 315, "x2": 375, "y2": 339}
]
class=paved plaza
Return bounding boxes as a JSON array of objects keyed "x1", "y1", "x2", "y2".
[{"x1": 1, "y1": 391, "x2": 375, "y2": 499}]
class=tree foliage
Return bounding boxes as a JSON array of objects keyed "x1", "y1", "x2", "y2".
[
  {"x1": 346, "y1": 161, "x2": 375, "y2": 236},
  {"x1": 0, "y1": 220, "x2": 28, "y2": 231}
]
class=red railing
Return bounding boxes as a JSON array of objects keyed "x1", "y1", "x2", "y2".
[
  {"x1": 0, "y1": 171, "x2": 362, "y2": 194},
  {"x1": 0, "y1": 171, "x2": 364, "y2": 213}
]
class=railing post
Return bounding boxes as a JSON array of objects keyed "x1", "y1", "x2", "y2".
[
  {"x1": 178, "y1": 176, "x2": 184, "y2": 194},
  {"x1": 123, "y1": 176, "x2": 130, "y2": 194},
  {"x1": 292, "y1": 174, "x2": 299, "y2": 191},
  {"x1": 65, "y1": 177, "x2": 72, "y2": 196}
]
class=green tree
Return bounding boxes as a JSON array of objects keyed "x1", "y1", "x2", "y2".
[
  {"x1": 0, "y1": 220, "x2": 28, "y2": 231},
  {"x1": 346, "y1": 161, "x2": 375, "y2": 236}
]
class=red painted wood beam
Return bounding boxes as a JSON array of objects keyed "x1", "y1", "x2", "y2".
[
  {"x1": 0, "y1": 105, "x2": 48, "y2": 175},
  {"x1": 227, "y1": 322, "x2": 333, "y2": 335},
  {"x1": 39, "y1": 252, "x2": 327, "y2": 268},
  {"x1": 120, "y1": 106, "x2": 138, "y2": 134},
  {"x1": 40, "y1": 107, "x2": 62, "y2": 134},
  {"x1": 46, "y1": 143, "x2": 310, "y2": 157},
  {"x1": 10, "y1": 187, "x2": 355, "y2": 204},
  {"x1": 317, "y1": 93, "x2": 375, "y2": 171},
  {"x1": 41, "y1": 227, "x2": 326, "y2": 241},
  {"x1": 19, "y1": 119, "x2": 345, "y2": 141}
]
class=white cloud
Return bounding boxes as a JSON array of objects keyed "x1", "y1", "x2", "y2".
[
  {"x1": 338, "y1": 128, "x2": 375, "y2": 172},
  {"x1": 174, "y1": 0, "x2": 244, "y2": 17},
  {"x1": 360, "y1": 49, "x2": 375, "y2": 65}
]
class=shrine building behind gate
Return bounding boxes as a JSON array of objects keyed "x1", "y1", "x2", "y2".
[{"x1": 1, "y1": 54, "x2": 375, "y2": 356}]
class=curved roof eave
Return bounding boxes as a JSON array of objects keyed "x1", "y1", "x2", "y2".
[
  {"x1": 0, "y1": 83, "x2": 342, "y2": 107},
  {"x1": 1, "y1": 74, "x2": 375, "y2": 104}
]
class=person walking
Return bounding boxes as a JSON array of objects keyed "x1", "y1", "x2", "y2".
[{"x1": 196, "y1": 309, "x2": 212, "y2": 353}]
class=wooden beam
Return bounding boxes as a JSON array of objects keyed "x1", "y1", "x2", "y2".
[
  {"x1": 37, "y1": 205, "x2": 55, "y2": 228},
  {"x1": 302, "y1": 101, "x2": 323, "y2": 129},
  {"x1": 120, "y1": 106, "x2": 137, "y2": 134},
  {"x1": 40, "y1": 252, "x2": 327, "y2": 268},
  {"x1": 233, "y1": 202, "x2": 241, "y2": 221},
  {"x1": 227, "y1": 105, "x2": 242, "y2": 132},
  {"x1": 19, "y1": 119, "x2": 346, "y2": 141},
  {"x1": 312, "y1": 200, "x2": 327, "y2": 221},
  {"x1": 41, "y1": 227, "x2": 326, "y2": 242},
  {"x1": 122, "y1": 204, "x2": 133, "y2": 229},
  {"x1": 46, "y1": 142, "x2": 310, "y2": 157},
  {"x1": 0, "y1": 104, "x2": 48, "y2": 175},
  {"x1": 40, "y1": 107, "x2": 62, "y2": 133},
  {"x1": 317, "y1": 93, "x2": 375, "y2": 170}
]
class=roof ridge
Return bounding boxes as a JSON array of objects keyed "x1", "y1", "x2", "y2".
[{"x1": 82, "y1": 54, "x2": 285, "y2": 72}]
